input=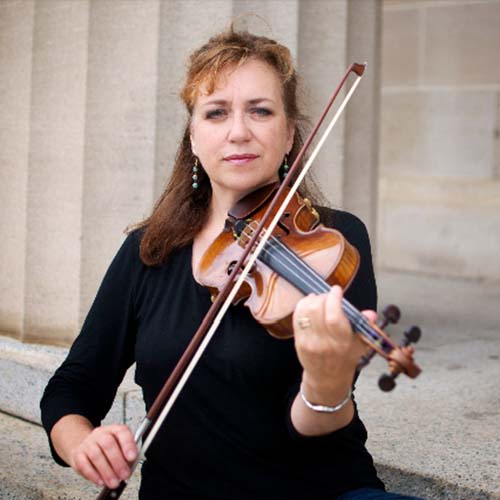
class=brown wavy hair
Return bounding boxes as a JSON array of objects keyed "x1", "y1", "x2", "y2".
[{"x1": 134, "y1": 27, "x2": 316, "y2": 266}]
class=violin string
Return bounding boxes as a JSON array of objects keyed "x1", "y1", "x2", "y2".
[
  {"x1": 265, "y1": 235, "x2": 383, "y2": 346},
  {"x1": 240, "y1": 226, "x2": 388, "y2": 351},
  {"x1": 251, "y1": 233, "x2": 381, "y2": 347},
  {"x1": 242, "y1": 222, "x2": 330, "y2": 293},
  {"x1": 263, "y1": 235, "x2": 386, "y2": 349}
]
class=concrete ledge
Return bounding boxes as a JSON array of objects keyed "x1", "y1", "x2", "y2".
[
  {"x1": 0, "y1": 336, "x2": 67, "y2": 424},
  {"x1": 0, "y1": 337, "x2": 143, "y2": 498},
  {"x1": 0, "y1": 411, "x2": 496, "y2": 500},
  {"x1": 0, "y1": 335, "x2": 143, "y2": 428},
  {"x1": 0, "y1": 411, "x2": 140, "y2": 499}
]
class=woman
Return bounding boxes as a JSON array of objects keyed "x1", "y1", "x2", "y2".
[{"x1": 41, "y1": 28, "x2": 421, "y2": 500}]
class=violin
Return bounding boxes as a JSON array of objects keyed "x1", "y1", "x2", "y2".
[{"x1": 196, "y1": 182, "x2": 421, "y2": 389}]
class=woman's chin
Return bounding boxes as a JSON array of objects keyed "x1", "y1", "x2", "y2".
[{"x1": 213, "y1": 176, "x2": 278, "y2": 201}]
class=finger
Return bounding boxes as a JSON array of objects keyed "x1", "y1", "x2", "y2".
[
  {"x1": 97, "y1": 431, "x2": 132, "y2": 484},
  {"x1": 73, "y1": 450, "x2": 105, "y2": 487},
  {"x1": 293, "y1": 293, "x2": 324, "y2": 331},
  {"x1": 325, "y1": 287, "x2": 369, "y2": 360},
  {"x1": 113, "y1": 424, "x2": 138, "y2": 463},
  {"x1": 86, "y1": 439, "x2": 121, "y2": 489},
  {"x1": 324, "y1": 285, "x2": 350, "y2": 335},
  {"x1": 362, "y1": 309, "x2": 377, "y2": 323},
  {"x1": 294, "y1": 293, "x2": 321, "y2": 316}
]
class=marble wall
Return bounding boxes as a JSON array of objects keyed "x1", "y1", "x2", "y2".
[{"x1": 378, "y1": 0, "x2": 500, "y2": 280}]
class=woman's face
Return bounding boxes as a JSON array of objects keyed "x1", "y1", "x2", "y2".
[{"x1": 190, "y1": 58, "x2": 295, "y2": 203}]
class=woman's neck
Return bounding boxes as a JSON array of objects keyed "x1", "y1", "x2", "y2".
[
  {"x1": 207, "y1": 179, "x2": 279, "y2": 230},
  {"x1": 205, "y1": 185, "x2": 246, "y2": 232},
  {"x1": 191, "y1": 194, "x2": 235, "y2": 277}
]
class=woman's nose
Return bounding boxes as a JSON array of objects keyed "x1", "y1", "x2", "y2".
[{"x1": 227, "y1": 112, "x2": 252, "y2": 142}]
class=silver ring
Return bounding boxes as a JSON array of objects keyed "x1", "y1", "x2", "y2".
[{"x1": 297, "y1": 317, "x2": 312, "y2": 329}]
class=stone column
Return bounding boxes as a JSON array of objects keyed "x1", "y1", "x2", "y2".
[
  {"x1": 24, "y1": 0, "x2": 89, "y2": 344},
  {"x1": 154, "y1": 0, "x2": 233, "y2": 196},
  {"x1": 80, "y1": 0, "x2": 160, "y2": 321},
  {"x1": 297, "y1": 1, "x2": 348, "y2": 210},
  {"x1": 0, "y1": 0, "x2": 35, "y2": 340},
  {"x1": 345, "y1": 0, "x2": 381, "y2": 238},
  {"x1": 297, "y1": 0, "x2": 381, "y2": 240},
  {"x1": 233, "y1": 0, "x2": 300, "y2": 56}
]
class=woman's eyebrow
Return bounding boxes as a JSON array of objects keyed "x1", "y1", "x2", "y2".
[
  {"x1": 201, "y1": 99, "x2": 228, "y2": 107},
  {"x1": 247, "y1": 98, "x2": 274, "y2": 105},
  {"x1": 201, "y1": 97, "x2": 275, "y2": 107}
]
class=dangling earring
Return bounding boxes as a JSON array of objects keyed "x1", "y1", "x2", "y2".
[
  {"x1": 192, "y1": 157, "x2": 199, "y2": 189},
  {"x1": 282, "y1": 155, "x2": 289, "y2": 180}
]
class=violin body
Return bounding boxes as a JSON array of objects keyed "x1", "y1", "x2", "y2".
[
  {"x1": 196, "y1": 182, "x2": 421, "y2": 385},
  {"x1": 195, "y1": 184, "x2": 360, "y2": 338}
]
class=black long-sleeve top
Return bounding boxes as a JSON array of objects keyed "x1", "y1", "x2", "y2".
[{"x1": 41, "y1": 208, "x2": 384, "y2": 500}]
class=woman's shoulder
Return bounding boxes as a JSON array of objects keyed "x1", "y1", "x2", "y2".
[
  {"x1": 315, "y1": 206, "x2": 377, "y2": 310},
  {"x1": 315, "y1": 205, "x2": 374, "y2": 271},
  {"x1": 119, "y1": 228, "x2": 192, "y2": 274},
  {"x1": 315, "y1": 206, "x2": 369, "y2": 241},
  {"x1": 114, "y1": 229, "x2": 143, "y2": 262},
  {"x1": 125, "y1": 227, "x2": 144, "y2": 250},
  {"x1": 99, "y1": 229, "x2": 146, "y2": 284}
]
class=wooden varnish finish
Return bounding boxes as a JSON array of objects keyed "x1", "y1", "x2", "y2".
[{"x1": 195, "y1": 184, "x2": 360, "y2": 339}]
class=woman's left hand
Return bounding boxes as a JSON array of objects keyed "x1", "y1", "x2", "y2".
[{"x1": 293, "y1": 285, "x2": 375, "y2": 408}]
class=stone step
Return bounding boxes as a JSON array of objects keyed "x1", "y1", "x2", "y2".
[
  {"x1": 0, "y1": 334, "x2": 144, "y2": 430},
  {"x1": 0, "y1": 410, "x2": 495, "y2": 500},
  {"x1": 0, "y1": 410, "x2": 140, "y2": 499}
]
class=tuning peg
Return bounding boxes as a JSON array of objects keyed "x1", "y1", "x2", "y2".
[
  {"x1": 403, "y1": 326, "x2": 421, "y2": 345},
  {"x1": 378, "y1": 373, "x2": 396, "y2": 392},
  {"x1": 378, "y1": 304, "x2": 401, "y2": 329}
]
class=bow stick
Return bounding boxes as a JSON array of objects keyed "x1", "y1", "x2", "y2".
[{"x1": 97, "y1": 62, "x2": 366, "y2": 499}]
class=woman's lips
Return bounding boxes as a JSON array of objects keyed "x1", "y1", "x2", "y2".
[{"x1": 224, "y1": 154, "x2": 259, "y2": 165}]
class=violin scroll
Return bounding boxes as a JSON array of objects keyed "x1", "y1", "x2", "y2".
[
  {"x1": 378, "y1": 325, "x2": 422, "y2": 392},
  {"x1": 356, "y1": 304, "x2": 422, "y2": 391}
]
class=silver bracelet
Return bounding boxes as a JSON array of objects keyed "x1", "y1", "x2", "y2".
[{"x1": 300, "y1": 385, "x2": 353, "y2": 414}]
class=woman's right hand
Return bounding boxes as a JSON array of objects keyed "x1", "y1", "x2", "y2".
[{"x1": 51, "y1": 414, "x2": 138, "y2": 489}]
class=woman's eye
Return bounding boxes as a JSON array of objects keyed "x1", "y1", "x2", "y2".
[
  {"x1": 205, "y1": 109, "x2": 226, "y2": 120},
  {"x1": 251, "y1": 107, "x2": 272, "y2": 117}
]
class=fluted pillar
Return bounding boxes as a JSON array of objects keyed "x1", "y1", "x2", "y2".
[
  {"x1": 24, "y1": 0, "x2": 89, "y2": 344},
  {"x1": 80, "y1": 0, "x2": 160, "y2": 320},
  {"x1": 298, "y1": 0, "x2": 381, "y2": 239},
  {"x1": 0, "y1": 0, "x2": 35, "y2": 340},
  {"x1": 154, "y1": 0, "x2": 233, "y2": 195},
  {"x1": 0, "y1": 0, "x2": 381, "y2": 346}
]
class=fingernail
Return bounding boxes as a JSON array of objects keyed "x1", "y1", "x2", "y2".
[{"x1": 126, "y1": 450, "x2": 136, "y2": 461}]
